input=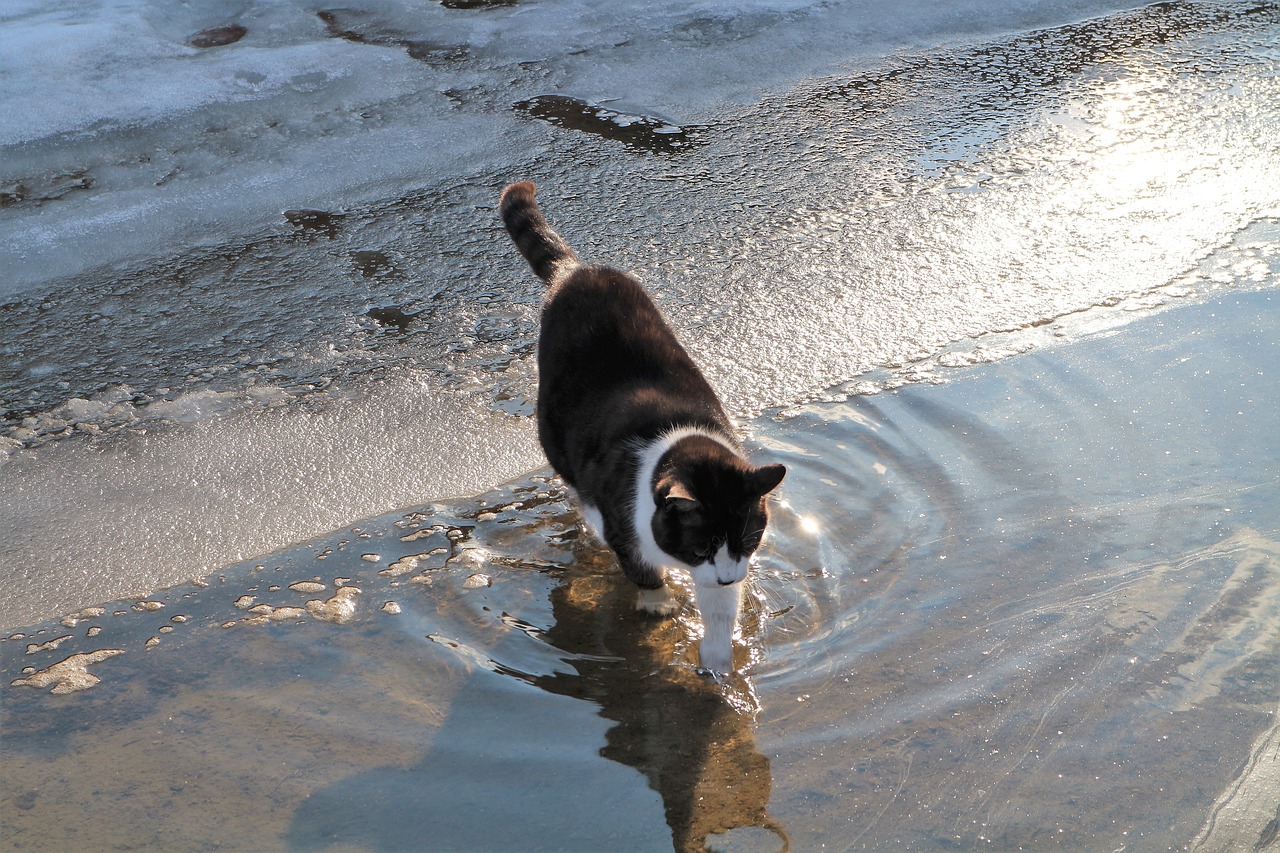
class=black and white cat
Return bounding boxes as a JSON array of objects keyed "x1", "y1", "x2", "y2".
[{"x1": 499, "y1": 181, "x2": 785, "y2": 673}]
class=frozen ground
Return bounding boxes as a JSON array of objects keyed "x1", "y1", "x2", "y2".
[{"x1": 2, "y1": 0, "x2": 1147, "y2": 292}]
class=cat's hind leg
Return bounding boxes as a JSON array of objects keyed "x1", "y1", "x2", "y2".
[
  {"x1": 579, "y1": 503, "x2": 606, "y2": 542},
  {"x1": 617, "y1": 553, "x2": 678, "y2": 616}
]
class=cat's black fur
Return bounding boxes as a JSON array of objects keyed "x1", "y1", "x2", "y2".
[{"x1": 498, "y1": 181, "x2": 785, "y2": 607}]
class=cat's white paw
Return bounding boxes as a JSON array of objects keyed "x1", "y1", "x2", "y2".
[
  {"x1": 636, "y1": 585, "x2": 678, "y2": 616},
  {"x1": 698, "y1": 630, "x2": 734, "y2": 675}
]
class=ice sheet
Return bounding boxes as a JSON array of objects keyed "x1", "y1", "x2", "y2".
[{"x1": 1, "y1": 0, "x2": 1147, "y2": 293}]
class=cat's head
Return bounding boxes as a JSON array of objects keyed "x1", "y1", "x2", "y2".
[{"x1": 650, "y1": 436, "x2": 786, "y2": 587}]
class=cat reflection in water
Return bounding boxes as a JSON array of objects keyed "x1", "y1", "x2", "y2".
[{"x1": 499, "y1": 181, "x2": 785, "y2": 673}]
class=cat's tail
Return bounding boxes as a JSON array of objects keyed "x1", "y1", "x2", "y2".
[{"x1": 499, "y1": 181, "x2": 578, "y2": 282}]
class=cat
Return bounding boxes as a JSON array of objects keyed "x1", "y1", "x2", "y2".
[{"x1": 498, "y1": 181, "x2": 785, "y2": 673}]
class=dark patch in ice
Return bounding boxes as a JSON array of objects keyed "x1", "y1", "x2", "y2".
[
  {"x1": 350, "y1": 250, "x2": 399, "y2": 279},
  {"x1": 404, "y1": 42, "x2": 470, "y2": 64},
  {"x1": 489, "y1": 387, "x2": 533, "y2": 417},
  {"x1": 284, "y1": 208, "x2": 344, "y2": 239},
  {"x1": 469, "y1": 316, "x2": 524, "y2": 345},
  {"x1": 671, "y1": 10, "x2": 785, "y2": 47},
  {"x1": 317, "y1": 10, "x2": 469, "y2": 65},
  {"x1": 441, "y1": 88, "x2": 473, "y2": 107},
  {"x1": 187, "y1": 24, "x2": 248, "y2": 49},
  {"x1": 1257, "y1": 811, "x2": 1280, "y2": 851},
  {"x1": 365, "y1": 305, "x2": 419, "y2": 331},
  {"x1": 438, "y1": 0, "x2": 516, "y2": 9},
  {"x1": 0, "y1": 171, "x2": 95, "y2": 210},
  {"x1": 514, "y1": 96, "x2": 702, "y2": 154},
  {"x1": 0, "y1": 186, "x2": 24, "y2": 208}
]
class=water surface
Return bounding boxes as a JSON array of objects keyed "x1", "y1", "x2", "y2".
[{"x1": 5, "y1": 287, "x2": 1277, "y2": 850}]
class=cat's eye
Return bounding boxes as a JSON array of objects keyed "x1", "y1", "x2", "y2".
[{"x1": 698, "y1": 537, "x2": 726, "y2": 563}]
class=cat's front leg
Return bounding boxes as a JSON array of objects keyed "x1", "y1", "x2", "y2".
[
  {"x1": 635, "y1": 583, "x2": 679, "y2": 616},
  {"x1": 693, "y1": 579, "x2": 743, "y2": 674},
  {"x1": 618, "y1": 553, "x2": 679, "y2": 616}
]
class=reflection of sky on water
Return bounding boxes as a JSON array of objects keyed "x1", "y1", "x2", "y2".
[{"x1": 750, "y1": 288, "x2": 1279, "y2": 849}]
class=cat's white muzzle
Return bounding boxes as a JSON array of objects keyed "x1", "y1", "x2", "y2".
[{"x1": 691, "y1": 544, "x2": 748, "y2": 588}]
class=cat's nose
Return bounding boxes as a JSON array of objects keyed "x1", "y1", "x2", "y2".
[{"x1": 715, "y1": 559, "x2": 748, "y2": 586}]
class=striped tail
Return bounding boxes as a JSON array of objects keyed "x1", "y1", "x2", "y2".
[{"x1": 499, "y1": 181, "x2": 578, "y2": 282}]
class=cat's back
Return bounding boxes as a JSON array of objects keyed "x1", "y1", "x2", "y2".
[
  {"x1": 542, "y1": 263, "x2": 670, "y2": 344},
  {"x1": 538, "y1": 262, "x2": 721, "y2": 421},
  {"x1": 501, "y1": 180, "x2": 726, "y2": 430}
]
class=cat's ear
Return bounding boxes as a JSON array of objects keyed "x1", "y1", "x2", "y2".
[
  {"x1": 658, "y1": 478, "x2": 700, "y2": 511},
  {"x1": 747, "y1": 463, "x2": 786, "y2": 496}
]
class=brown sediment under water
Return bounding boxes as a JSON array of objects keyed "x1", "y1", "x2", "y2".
[{"x1": 3, "y1": 287, "x2": 1278, "y2": 851}]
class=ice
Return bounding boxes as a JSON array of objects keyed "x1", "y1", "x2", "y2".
[
  {"x1": 9, "y1": 648, "x2": 125, "y2": 694},
  {"x1": 0, "y1": 0, "x2": 1148, "y2": 295},
  {"x1": 24, "y1": 635, "x2": 72, "y2": 654},
  {"x1": 305, "y1": 585, "x2": 361, "y2": 623},
  {"x1": 0, "y1": 374, "x2": 541, "y2": 628}
]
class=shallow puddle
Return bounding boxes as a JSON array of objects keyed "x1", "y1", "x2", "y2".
[{"x1": 4, "y1": 288, "x2": 1277, "y2": 850}]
